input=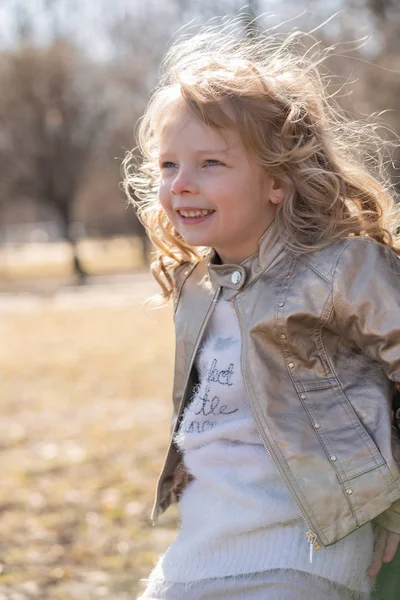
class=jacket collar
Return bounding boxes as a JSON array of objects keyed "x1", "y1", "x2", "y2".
[{"x1": 207, "y1": 220, "x2": 285, "y2": 296}]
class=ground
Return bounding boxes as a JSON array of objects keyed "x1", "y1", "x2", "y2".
[
  {"x1": 0, "y1": 274, "x2": 179, "y2": 599},
  {"x1": 1, "y1": 240, "x2": 398, "y2": 599}
]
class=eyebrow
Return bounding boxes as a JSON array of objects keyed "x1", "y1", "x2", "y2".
[{"x1": 158, "y1": 149, "x2": 231, "y2": 159}]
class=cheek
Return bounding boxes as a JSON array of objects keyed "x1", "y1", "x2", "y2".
[
  {"x1": 158, "y1": 184, "x2": 172, "y2": 213},
  {"x1": 157, "y1": 188, "x2": 179, "y2": 228}
]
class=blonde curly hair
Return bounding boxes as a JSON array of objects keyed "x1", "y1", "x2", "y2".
[{"x1": 123, "y1": 18, "x2": 400, "y2": 302}]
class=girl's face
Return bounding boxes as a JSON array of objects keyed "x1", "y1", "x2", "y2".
[{"x1": 157, "y1": 105, "x2": 284, "y2": 264}]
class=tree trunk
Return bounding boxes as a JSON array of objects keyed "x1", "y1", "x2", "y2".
[{"x1": 57, "y1": 201, "x2": 87, "y2": 284}]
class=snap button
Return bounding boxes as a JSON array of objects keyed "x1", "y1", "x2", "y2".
[
  {"x1": 288, "y1": 362, "x2": 295, "y2": 369},
  {"x1": 314, "y1": 422, "x2": 321, "y2": 429},
  {"x1": 280, "y1": 334, "x2": 287, "y2": 340},
  {"x1": 278, "y1": 301, "x2": 285, "y2": 307},
  {"x1": 231, "y1": 271, "x2": 242, "y2": 284},
  {"x1": 300, "y1": 393, "x2": 306, "y2": 400},
  {"x1": 330, "y1": 455, "x2": 337, "y2": 462},
  {"x1": 346, "y1": 489, "x2": 353, "y2": 495}
]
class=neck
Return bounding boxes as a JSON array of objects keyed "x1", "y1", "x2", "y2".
[{"x1": 212, "y1": 221, "x2": 276, "y2": 265}]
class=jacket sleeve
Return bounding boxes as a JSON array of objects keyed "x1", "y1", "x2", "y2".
[
  {"x1": 333, "y1": 239, "x2": 400, "y2": 385},
  {"x1": 333, "y1": 239, "x2": 400, "y2": 534},
  {"x1": 374, "y1": 499, "x2": 400, "y2": 534}
]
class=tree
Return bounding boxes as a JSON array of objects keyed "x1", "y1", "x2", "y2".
[{"x1": 0, "y1": 41, "x2": 113, "y2": 280}]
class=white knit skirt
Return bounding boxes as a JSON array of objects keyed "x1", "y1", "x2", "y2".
[{"x1": 137, "y1": 568, "x2": 371, "y2": 600}]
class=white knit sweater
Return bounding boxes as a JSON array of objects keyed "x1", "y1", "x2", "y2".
[{"x1": 149, "y1": 298, "x2": 374, "y2": 593}]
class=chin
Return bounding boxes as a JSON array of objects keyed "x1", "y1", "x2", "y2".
[{"x1": 180, "y1": 234, "x2": 215, "y2": 248}]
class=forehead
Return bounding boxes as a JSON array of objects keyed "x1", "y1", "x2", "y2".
[{"x1": 158, "y1": 103, "x2": 240, "y2": 154}]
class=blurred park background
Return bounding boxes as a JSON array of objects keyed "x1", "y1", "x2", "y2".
[{"x1": 0, "y1": 0, "x2": 399, "y2": 598}]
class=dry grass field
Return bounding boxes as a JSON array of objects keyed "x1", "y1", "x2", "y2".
[
  {"x1": 0, "y1": 243, "x2": 398, "y2": 600},
  {"x1": 0, "y1": 237, "x2": 144, "y2": 281},
  {"x1": 0, "y1": 283, "x2": 179, "y2": 599}
]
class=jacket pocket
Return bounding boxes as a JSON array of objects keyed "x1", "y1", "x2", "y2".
[{"x1": 297, "y1": 382, "x2": 386, "y2": 483}]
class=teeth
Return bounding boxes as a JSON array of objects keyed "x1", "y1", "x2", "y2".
[{"x1": 179, "y1": 209, "x2": 212, "y2": 218}]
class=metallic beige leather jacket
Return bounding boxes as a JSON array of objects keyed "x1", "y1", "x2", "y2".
[{"x1": 151, "y1": 221, "x2": 400, "y2": 551}]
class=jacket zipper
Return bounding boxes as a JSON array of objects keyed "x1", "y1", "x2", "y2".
[
  {"x1": 231, "y1": 298, "x2": 321, "y2": 563},
  {"x1": 150, "y1": 286, "x2": 221, "y2": 525}
]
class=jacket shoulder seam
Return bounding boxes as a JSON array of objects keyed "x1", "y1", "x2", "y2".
[
  {"x1": 291, "y1": 252, "x2": 331, "y2": 284},
  {"x1": 290, "y1": 237, "x2": 377, "y2": 284}
]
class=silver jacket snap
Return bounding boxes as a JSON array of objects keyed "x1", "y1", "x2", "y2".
[{"x1": 231, "y1": 271, "x2": 242, "y2": 284}]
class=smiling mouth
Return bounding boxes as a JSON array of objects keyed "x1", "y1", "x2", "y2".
[{"x1": 177, "y1": 209, "x2": 215, "y2": 218}]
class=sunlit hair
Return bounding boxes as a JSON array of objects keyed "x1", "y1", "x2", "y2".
[{"x1": 122, "y1": 17, "x2": 400, "y2": 303}]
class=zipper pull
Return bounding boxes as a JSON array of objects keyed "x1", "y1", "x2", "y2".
[{"x1": 306, "y1": 529, "x2": 320, "y2": 564}]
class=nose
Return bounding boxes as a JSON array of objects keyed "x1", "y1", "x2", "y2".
[{"x1": 171, "y1": 168, "x2": 198, "y2": 195}]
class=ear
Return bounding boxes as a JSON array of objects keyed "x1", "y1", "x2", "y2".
[{"x1": 269, "y1": 177, "x2": 286, "y2": 205}]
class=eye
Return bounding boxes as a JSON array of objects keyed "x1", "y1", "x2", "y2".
[
  {"x1": 161, "y1": 161, "x2": 177, "y2": 169},
  {"x1": 204, "y1": 159, "x2": 223, "y2": 167}
]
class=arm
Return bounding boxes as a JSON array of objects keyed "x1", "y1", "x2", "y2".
[
  {"x1": 333, "y1": 239, "x2": 400, "y2": 530},
  {"x1": 333, "y1": 239, "x2": 400, "y2": 573},
  {"x1": 333, "y1": 238, "x2": 400, "y2": 386},
  {"x1": 374, "y1": 500, "x2": 400, "y2": 534}
]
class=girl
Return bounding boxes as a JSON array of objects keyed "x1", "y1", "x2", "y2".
[{"x1": 123, "y1": 19, "x2": 400, "y2": 600}]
